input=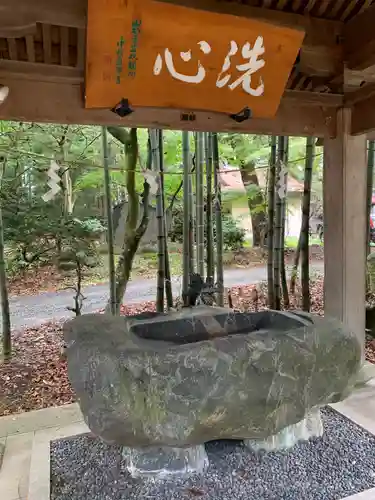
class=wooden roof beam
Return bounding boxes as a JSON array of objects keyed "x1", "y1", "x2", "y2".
[
  {"x1": 344, "y1": 4, "x2": 375, "y2": 71},
  {"x1": 0, "y1": 58, "x2": 343, "y2": 109},
  {"x1": 351, "y1": 91, "x2": 375, "y2": 135},
  {"x1": 0, "y1": 77, "x2": 337, "y2": 137}
]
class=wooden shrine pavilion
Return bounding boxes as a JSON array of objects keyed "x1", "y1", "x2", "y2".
[{"x1": 0, "y1": 0, "x2": 372, "y2": 350}]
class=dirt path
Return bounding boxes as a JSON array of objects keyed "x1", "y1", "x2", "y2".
[{"x1": 8, "y1": 262, "x2": 325, "y2": 329}]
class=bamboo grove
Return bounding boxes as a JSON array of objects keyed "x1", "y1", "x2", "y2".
[
  {"x1": 99, "y1": 129, "x2": 323, "y2": 318},
  {"x1": 1, "y1": 124, "x2": 375, "y2": 360}
]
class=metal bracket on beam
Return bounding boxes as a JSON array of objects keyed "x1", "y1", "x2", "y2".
[
  {"x1": 111, "y1": 98, "x2": 133, "y2": 118},
  {"x1": 229, "y1": 107, "x2": 252, "y2": 123}
]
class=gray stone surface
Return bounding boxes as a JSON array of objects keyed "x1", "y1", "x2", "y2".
[
  {"x1": 123, "y1": 444, "x2": 209, "y2": 478},
  {"x1": 64, "y1": 308, "x2": 362, "y2": 447},
  {"x1": 245, "y1": 407, "x2": 323, "y2": 452},
  {"x1": 50, "y1": 407, "x2": 375, "y2": 500}
]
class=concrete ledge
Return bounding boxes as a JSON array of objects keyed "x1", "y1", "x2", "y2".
[
  {"x1": 343, "y1": 489, "x2": 375, "y2": 499},
  {"x1": 329, "y1": 379, "x2": 375, "y2": 435},
  {"x1": 0, "y1": 403, "x2": 82, "y2": 438}
]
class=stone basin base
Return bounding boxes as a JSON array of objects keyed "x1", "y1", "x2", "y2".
[
  {"x1": 123, "y1": 444, "x2": 209, "y2": 478},
  {"x1": 122, "y1": 408, "x2": 323, "y2": 478}
]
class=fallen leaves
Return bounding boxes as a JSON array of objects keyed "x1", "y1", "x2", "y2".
[
  {"x1": 1, "y1": 273, "x2": 374, "y2": 418},
  {"x1": 0, "y1": 321, "x2": 73, "y2": 416}
]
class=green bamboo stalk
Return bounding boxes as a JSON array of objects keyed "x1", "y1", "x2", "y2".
[
  {"x1": 367, "y1": 140, "x2": 375, "y2": 256},
  {"x1": 158, "y1": 130, "x2": 173, "y2": 309},
  {"x1": 182, "y1": 131, "x2": 191, "y2": 304},
  {"x1": 267, "y1": 136, "x2": 277, "y2": 308},
  {"x1": 188, "y1": 169, "x2": 195, "y2": 275},
  {"x1": 102, "y1": 126, "x2": 116, "y2": 315},
  {"x1": 205, "y1": 132, "x2": 214, "y2": 285},
  {"x1": 195, "y1": 132, "x2": 205, "y2": 277},
  {"x1": 212, "y1": 132, "x2": 224, "y2": 306},
  {"x1": 279, "y1": 136, "x2": 290, "y2": 309},
  {"x1": 301, "y1": 136, "x2": 315, "y2": 311},
  {"x1": 274, "y1": 137, "x2": 283, "y2": 310},
  {"x1": 150, "y1": 129, "x2": 165, "y2": 313},
  {"x1": 0, "y1": 156, "x2": 11, "y2": 359}
]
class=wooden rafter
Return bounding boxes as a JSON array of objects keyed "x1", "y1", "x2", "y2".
[
  {"x1": 0, "y1": 0, "x2": 86, "y2": 29},
  {"x1": 344, "y1": 3, "x2": 375, "y2": 70},
  {"x1": 0, "y1": 0, "x2": 344, "y2": 79}
]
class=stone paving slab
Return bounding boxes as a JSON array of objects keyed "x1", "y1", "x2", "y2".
[
  {"x1": 0, "y1": 431, "x2": 34, "y2": 500},
  {"x1": 0, "y1": 403, "x2": 82, "y2": 438}
]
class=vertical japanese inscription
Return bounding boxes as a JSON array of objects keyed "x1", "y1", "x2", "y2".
[
  {"x1": 128, "y1": 19, "x2": 142, "y2": 78},
  {"x1": 115, "y1": 35, "x2": 125, "y2": 84}
]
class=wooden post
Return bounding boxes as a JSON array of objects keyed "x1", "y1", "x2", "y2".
[{"x1": 324, "y1": 108, "x2": 367, "y2": 354}]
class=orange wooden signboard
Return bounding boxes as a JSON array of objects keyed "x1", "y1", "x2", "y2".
[{"x1": 85, "y1": 0, "x2": 305, "y2": 118}]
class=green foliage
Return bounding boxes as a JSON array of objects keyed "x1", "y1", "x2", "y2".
[
  {"x1": 169, "y1": 202, "x2": 184, "y2": 242},
  {"x1": 220, "y1": 214, "x2": 246, "y2": 251},
  {"x1": 169, "y1": 203, "x2": 245, "y2": 251},
  {"x1": 57, "y1": 218, "x2": 105, "y2": 271},
  {"x1": 2, "y1": 182, "x2": 105, "y2": 275}
]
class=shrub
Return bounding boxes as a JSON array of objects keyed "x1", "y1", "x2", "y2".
[
  {"x1": 220, "y1": 214, "x2": 246, "y2": 251},
  {"x1": 169, "y1": 204, "x2": 245, "y2": 251}
]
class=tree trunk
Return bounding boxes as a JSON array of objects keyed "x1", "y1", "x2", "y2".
[
  {"x1": 290, "y1": 234, "x2": 301, "y2": 295},
  {"x1": 150, "y1": 129, "x2": 165, "y2": 313},
  {"x1": 212, "y1": 132, "x2": 224, "y2": 306},
  {"x1": 0, "y1": 158, "x2": 11, "y2": 359},
  {"x1": 267, "y1": 136, "x2": 277, "y2": 308},
  {"x1": 205, "y1": 132, "x2": 214, "y2": 285},
  {"x1": 182, "y1": 131, "x2": 191, "y2": 305},
  {"x1": 195, "y1": 132, "x2": 205, "y2": 277},
  {"x1": 301, "y1": 136, "x2": 315, "y2": 311},
  {"x1": 105, "y1": 127, "x2": 150, "y2": 314},
  {"x1": 63, "y1": 169, "x2": 73, "y2": 215},
  {"x1": 239, "y1": 161, "x2": 267, "y2": 247},
  {"x1": 102, "y1": 126, "x2": 116, "y2": 315},
  {"x1": 57, "y1": 126, "x2": 72, "y2": 216}
]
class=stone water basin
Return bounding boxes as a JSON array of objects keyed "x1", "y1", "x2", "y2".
[{"x1": 64, "y1": 306, "x2": 362, "y2": 477}]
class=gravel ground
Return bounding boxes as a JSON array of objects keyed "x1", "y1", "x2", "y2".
[{"x1": 51, "y1": 407, "x2": 375, "y2": 500}]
